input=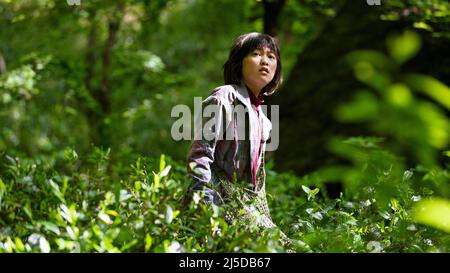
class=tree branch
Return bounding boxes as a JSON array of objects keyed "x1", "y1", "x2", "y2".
[
  {"x1": 262, "y1": 0, "x2": 286, "y2": 38},
  {"x1": 99, "y1": 3, "x2": 125, "y2": 114},
  {"x1": 0, "y1": 53, "x2": 6, "y2": 74},
  {"x1": 85, "y1": 15, "x2": 97, "y2": 97}
]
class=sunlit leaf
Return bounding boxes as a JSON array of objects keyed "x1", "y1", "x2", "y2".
[
  {"x1": 167, "y1": 240, "x2": 185, "y2": 253},
  {"x1": 47, "y1": 179, "x2": 65, "y2": 204},
  {"x1": 166, "y1": 205, "x2": 173, "y2": 224},
  {"x1": 106, "y1": 210, "x2": 118, "y2": 216},
  {"x1": 119, "y1": 189, "x2": 132, "y2": 202},
  {"x1": 40, "y1": 221, "x2": 60, "y2": 235},
  {"x1": 335, "y1": 91, "x2": 379, "y2": 122},
  {"x1": 59, "y1": 204, "x2": 73, "y2": 224},
  {"x1": 402, "y1": 170, "x2": 413, "y2": 182},
  {"x1": 189, "y1": 162, "x2": 202, "y2": 176},
  {"x1": 23, "y1": 202, "x2": 33, "y2": 221},
  {"x1": 152, "y1": 171, "x2": 160, "y2": 190},
  {"x1": 145, "y1": 234, "x2": 153, "y2": 252},
  {"x1": 345, "y1": 50, "x2": 394, "y2": 70},
  {"x1": 64, "y1": 148, "x2": 78, "y2": 162},
  {"x1": 5, "y1": 237, "x2": 14, "y2": 253},
  {"x1": 14, "y1": 237, "x2": 25, "y2": 252},
  {"x1": 160, "y1": 165, "x2": 172, "y2": 178},
  {"x1": 413, "y1": 198, "x2": 450, "y2": 233},
  {"x1": 366, "y1": 241, "x2": 384, "y2": 253},
  {"x1": 302, "y1": 185, "x2": 311, "y2": 195},
  {"x1": 403, "y1": 73, "x2": 450, "y2": 110},
  {"x1": 159, "y1": 154, "x2": 166, "y2": 172},
  {"x1": 386, "y1": 83, "x2": 412, "y2": 107},
  {"x1": 386, "y1": 30, "x2": 421, "y2": 64},
  {"x1": 121, "y1": 239, "x2": 138, "y2": 252},
  {"x1": 413, "y1": 22, "x2": 433, "y2": 31},
  {"x1": 0, "y1": 178, "x2": 6, "y2": 192},
  {"x1": 98, "y1": 212, "x2": 113, "y2": 225},
  {"x1": 39, "y1": 237, "x2": 50, "y2": 253},
  {"x1": 379, "y1": 211, "x2": 391, "y2": 220}
]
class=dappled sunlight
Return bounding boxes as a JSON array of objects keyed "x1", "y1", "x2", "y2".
[{"x1": 1, "y1": 0, "x2": 449, "y2": 254}]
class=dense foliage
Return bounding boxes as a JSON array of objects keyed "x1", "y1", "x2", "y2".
[
  {"x1": 0, "y1": 138, "x2": 448, "y2": 253},
  {"x1": 1, "y1": 0, "x2": 449, "y2": 252}
]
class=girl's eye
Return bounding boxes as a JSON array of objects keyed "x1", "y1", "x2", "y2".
[{"x1": 268, "y1": 55, "x2": 275, "y2": 59}]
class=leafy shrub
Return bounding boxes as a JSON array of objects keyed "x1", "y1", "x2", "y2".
[
  {"x1": 0, "y1": 140, "x2": 448, "y2": 253},
  {"x1": 267, "y1": 137, "x2": 450, "y2": 252}
]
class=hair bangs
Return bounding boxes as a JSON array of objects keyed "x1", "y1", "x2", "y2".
[
  {"x1": 239, "y1": 33, "x2": 279, "y2": 58},
  {"x1": 223, "y1": 32, "x2": 283, "y2": 96}
]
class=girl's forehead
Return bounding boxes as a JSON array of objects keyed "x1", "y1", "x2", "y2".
[{"x1": 252, "y1": 46, "x2": 275, "y2": 53}]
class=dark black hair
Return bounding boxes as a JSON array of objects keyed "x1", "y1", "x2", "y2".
[{"x1": 223, "y1": 32, "x2": 282, "y2": 96}]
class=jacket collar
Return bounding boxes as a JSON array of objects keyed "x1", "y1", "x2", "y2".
[
  {"x1": 234, "y1": 82, "x2": 253, "y2": 110},
  {"x1": 248, "y1": 89, "x2": 264, "y2": 108}
]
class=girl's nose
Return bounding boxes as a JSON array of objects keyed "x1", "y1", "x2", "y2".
[{"x1": 260, "y1": 57, "x2": 268, "y2": 65}]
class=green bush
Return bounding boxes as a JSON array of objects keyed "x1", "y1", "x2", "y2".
[
  {"x1": 0, "y1": 140, "x2": 448, "y2": 253},
  {"x1": 267, "y1": 137, "x2": 450, "y2": 252},
  {"x1": 0, "y1": 149, "x2": 285, "y2": 253}
]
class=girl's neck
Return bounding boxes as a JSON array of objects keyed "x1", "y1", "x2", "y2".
[{"x1": 244, "y1": 84, "x2": 261, "y2": 98}]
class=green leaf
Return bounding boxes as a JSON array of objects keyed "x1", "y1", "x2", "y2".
[
  {"x1": 413, "y1": 198, "x2": 450, "y2": 233},
  {"x1": 145, "y1": 234, "x2": 153, "y2": 252},
  {"x1": 40, "y1": 221, "x2": 60, "y2": 235},
  {"x1": 335, "y1": 91, "x2": 379, "y2": 122},
  {"x1": 160, "y1": 165, "x2": 172, "y2": 178},
  {"x1": 302, "y1": 185, "x2": 319, "y2": 200},
  {"x1": 106, "y1": 210, "x2": 118, "y2": 216},
  {"x1": 166, "y1": 205, "x2": 174, "y2": 224},
  {"x1": 120, "y1": 239, "x2": 138, "y2": 252},
  {"x1": 61, "y1": 176, "x2": 69, "y2": 195},
  {"x1": 59, "y1": 204, "x2": 76, "y2": 224},
  {"x1": 402, "y1": 170, "x2": 413, "y2": 182},
  {"x1": 386, "y1": 30, "x2": 421, "y2": 64},
  {"x1": 134, "y1": 181, "x2": 142, "y2": 191},
  {"x1": 14, "y1": 237, "x2": 25, "y2": 252},
  {"x1": 152, "y1": 171, "x2": 160, "y2": 190},
  {"x1": 64, "y1": 148, "x2": 78, "y2": 162},
  {"x1": 0, "y1": 177, "x2": 6, "y2": 192},
  {"x1": 188, "y1": 162, "x2": 202, "y2": 176},
  {"x1": 5, "y1": 237, "x2": 14, "y2": 253},
  {"x1": 22, "y1": 203, "x2": 33, "y2": 222},
  {"x1": 379, "y1": 211, "x2": 391, "y2": 220},
  {"x1": 47, "y1": 179, "x2": 65, "y2": 204},
  {"x1": 311, "y1": 188, "x2": 320, "y2": 196},
  {"x1": 413, "y1": 21, "x2": 433, "y2": 32},
  {"x1": 301, "y1": 185, "x2": 311, "y2": 195},
  {"x1": 98, "y1": 211, "x2": 113, "y2": 225},
  {"x1": 39, "y1": 237, "x2": 51, "y2": 253},
  {"x1": 345, "y1": 50, "x2": 394, "y2": 70},
  {"x1": 403, "y1": 73, "x2": 450, "y2": 110},
  {"x1": 386, "y1": 83, "x2": 412, "y2": 107},
  {"x1": 159, "y1": 154, "x2": 166, "y2": 172}
]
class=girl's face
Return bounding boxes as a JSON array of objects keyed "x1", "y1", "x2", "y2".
[{"x1": 242, "y1": 47, "x2": 277, "y2": 95}]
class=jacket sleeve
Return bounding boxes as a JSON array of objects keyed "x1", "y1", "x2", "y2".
[{"x1": 186, "y1": 95, "x2": 230, "y2": 204}]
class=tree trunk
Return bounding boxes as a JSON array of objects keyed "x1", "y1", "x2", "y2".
[
  {"x1": 267, "y1": 0, "x2": 450, "y2": 190},
  {"x1": 262, "y1": 0, "x2": 286, "y2": 38},
  {"x1": 82, "y1": 4, "x2": 124, "y2": 148},
  {"x1": 0, "y1": 53, "x2": 6, "y2": 74},
  {"x1": 266, "y1": 1, "x2": 405, "y2": 177}
]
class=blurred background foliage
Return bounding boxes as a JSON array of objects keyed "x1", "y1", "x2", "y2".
[{"x1": 0, "y1": 0, "x2": 449, "y2": 252}]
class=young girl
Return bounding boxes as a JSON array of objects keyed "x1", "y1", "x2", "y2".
[{"x1": 186, "y1": 32, "x2": 292, "y2": 247}]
